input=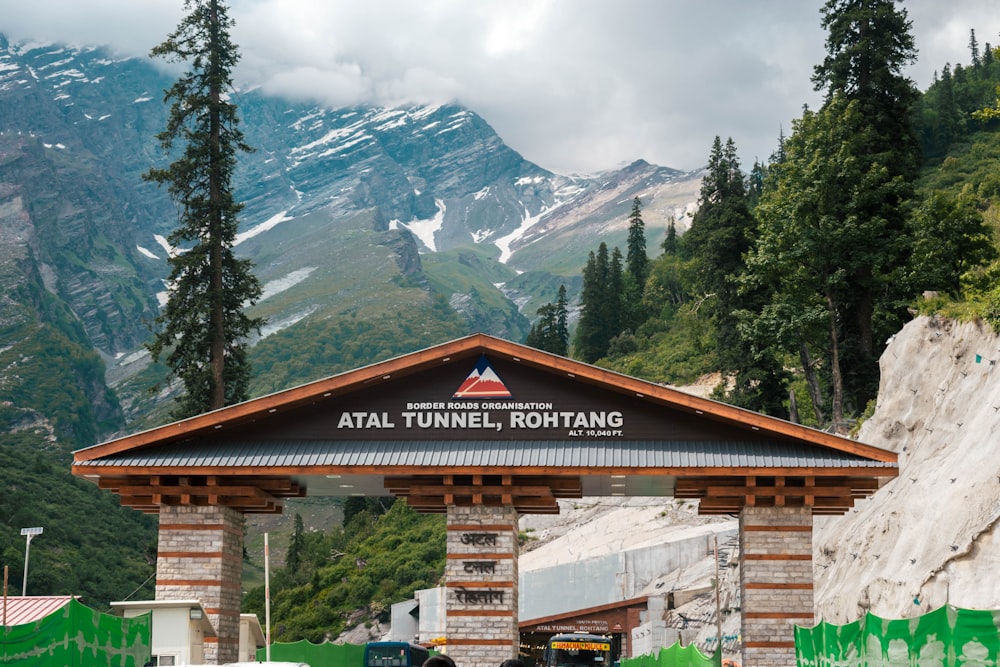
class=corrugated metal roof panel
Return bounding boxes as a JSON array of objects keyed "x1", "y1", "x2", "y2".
[
  {"x1": 77, "y1": 439, "x2": 897, "y2": 470},
  {"x1": 1, "y1": 596, "x2": 76, "y2": 626}
]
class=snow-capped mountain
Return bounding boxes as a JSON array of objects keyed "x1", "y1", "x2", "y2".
[{"x1": 0, "y1": 36, "x2": 701, "y2": 431}]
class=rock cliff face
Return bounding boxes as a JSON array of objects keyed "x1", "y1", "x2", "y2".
[
  {"x1": 814, "y1": 315, "x2": 1000, "y2": 621},
  {"x1": 0, "y1": 38, "x2": 700, "y2": 363},
  {"x1": 0, "y1": 36, "x2": 702, "y2": 441}
]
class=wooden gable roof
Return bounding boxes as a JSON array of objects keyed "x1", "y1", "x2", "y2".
[{"x1": 73, "y1": 334, "x2": 897, "y2": 515}]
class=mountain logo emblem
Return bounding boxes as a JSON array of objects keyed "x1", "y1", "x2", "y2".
[{"x1": 453, "y1": 356, "x2": 512, "y2": 399}]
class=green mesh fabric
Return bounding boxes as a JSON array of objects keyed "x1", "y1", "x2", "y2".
[
  {"x1": 621, "y1": 641, "x2": 716, "y2": 667},
  {"x1": 1, "y1": 598, "x2": 150, "y2": 666},
  {"x1": 796, "y1": 605, "x2": 1000, "y2": 667},
  {"x1": 258, "y1": 639, "x2": 367, "y2": 666}
]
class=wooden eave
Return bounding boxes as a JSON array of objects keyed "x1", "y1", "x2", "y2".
[
  {"x1": 74, "y1": 333, "x2": 897, "y2": 466},
  {"x1": 675, "y1": 474, "x2": 882, "y2": 515},
  {"x1": 520, "y1": 596, "x2": 650, "y2": 629},
  {"x1": 95, "y1": 474, "x2": 306, "y2": 514},
  {"x1": 83, "y1": 464, "x2": 891, "y2": 515}
]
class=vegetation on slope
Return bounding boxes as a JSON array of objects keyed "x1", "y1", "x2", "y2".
[
  {"x1": 249, "y1": 297, "x2": 468, "y2": 396},
  {"x1": 568, "y1": 24, "x2": 1000, "y2": 432},
  {"x1": 0, "y1": 408, "x2": 157, "y2": 608},
  {"x1": 242, "y1": 500, "x2": 445, "y2": 643}
]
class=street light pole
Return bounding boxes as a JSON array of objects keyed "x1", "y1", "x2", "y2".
[{"x1": 20, "y1": 527, "x2": 43, "y2": 596}]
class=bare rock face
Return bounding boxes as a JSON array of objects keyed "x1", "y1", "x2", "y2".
[
  {"x1": 814, "y1": 315, "x2": 1000, "y2": 622},
  {"x1": 0, "y1": 37, "x2": 708, "y2": 450}
]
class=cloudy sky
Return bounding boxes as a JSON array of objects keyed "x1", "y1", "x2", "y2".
[{"x1": 4, "y1": 1, "x2": 999, "y2": 175}]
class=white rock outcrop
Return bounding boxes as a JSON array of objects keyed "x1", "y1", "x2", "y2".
[{"x1": 814, "y1": 315, "x2": 1000, "y2": 622}]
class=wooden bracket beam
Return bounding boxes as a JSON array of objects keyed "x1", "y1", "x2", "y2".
[{"x1": 385, "y1": 474, "x2": 582, "y2": 514}]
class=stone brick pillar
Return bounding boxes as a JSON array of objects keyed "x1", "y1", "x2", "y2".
[
  {"x1": 157, "y1": 505, "x2": 245, "y2": 665},
  {"x1": 445, "y1": 505, "x2": 520, "y2": 667},
  {"x1": 740, "y1": 506, "x2": 814, "y2": 667}
]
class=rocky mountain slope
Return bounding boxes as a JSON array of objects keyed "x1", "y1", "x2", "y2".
[{"x1": 0, "y1": 36, "x2": 702, "y2": 440}]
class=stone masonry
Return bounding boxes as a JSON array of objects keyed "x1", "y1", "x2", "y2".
[
  {"x1": 740, "y1": 506, "x2": 814, "y2": 667},
  {"x1": 156, "y1": 504, "x2": 245, "y2": 665},
  {"x1": 445, "y1": 504, "x2": 520, "y2": 667}
]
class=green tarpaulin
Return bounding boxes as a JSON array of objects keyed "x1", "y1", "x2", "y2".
[
  {"x1": 796, "y1": 605, "x2": 1000, "y2": 667},
  {"x1": 258, "y1": 639, "x2": 366, "y2": 666},
  {"x1": 1, "y1": 598, "x2": 150, "y2": 666},
  {"x1": 621, "y1": 641, "x2": 716, "y2": 667}
]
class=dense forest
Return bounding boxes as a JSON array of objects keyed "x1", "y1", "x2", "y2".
[{"x1": 242, "y1": 499, "x2": 446, "y2": 642}]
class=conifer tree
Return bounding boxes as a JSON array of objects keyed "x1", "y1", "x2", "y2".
[
  {"x1": 625, "y1": 197, "x2": 649, "y2": 287},
  {"x1": 743, "y1": 0, "x2": 920, "y2": 428},
  {"x1": 286, "y1": 513, "x2": 305, "y2": 576},
  {"x1": 747, "y1": 160, "x2": 767, "y2": 208},
  {"x1": 144, "y1": 0, "x2": 263, "y2": 417},
  {"x1": 621, "y1": 196, "x2": 650, "y2": 332},
  {"x1": 661, "y1": 219, "x2": 679, "y2": 256},
  {"x1": 554, "y1": 284, "x2": 570, "y2": 352},
  {"x1": 684, "y1": 137, "x2": 786, "y2": 414},
  {"x1": 969, "y1": 29, "x2": 981, "y2": 69},
  {"x1": 932, "y1": 65, "x2": 962, "y2": 149},
  {"x1": 574, "y1": 243, "x2": 622, "y2": 363},
  {"x1": 982, "y1": 41, "x2": 994, "y2": 69},
  {"x1": 525, "y1": 285, "x2": 569, "y2": 356}
]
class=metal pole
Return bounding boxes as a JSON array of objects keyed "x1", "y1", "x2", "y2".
[
  {"x1": 20, "y1": 527, "x2": 43, "y2": 597},
  {"x1": 714, "y1": 536, "x2": 723, "y2": 666},
  {"x1": 22, "y1": 534, "x2": 32, "y2": 596},
  {"x1": 265, "y1": 533, "x2": 271, "y2": 662}
]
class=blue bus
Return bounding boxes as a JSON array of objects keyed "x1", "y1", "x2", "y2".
[{"x1": 364, "y1": 642, "x2": 431, "y2": 667}]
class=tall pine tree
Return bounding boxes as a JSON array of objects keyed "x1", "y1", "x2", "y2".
[
  {"x1": 625, "y1": 196, "x2": 649, "y2": 288},
  {"x1": 622, "y1": 196, "x2": 650, "y2": 332},
  {"x1": 525, "y1": 285, "x2": 569, "y2": 356},
  {"x1": 574, "y1": 243, "x2": 622, "y2": 363},
  {"x1": 145, "y1": 0, "x2": 264, "y2": 417},
  {"x1": 810, "y1": 0, "x2": 920, "y2": 419},
  {"x1": 748, "y1": 94, "x2": 914, "y2": 429},
  {"x1": 742, "y1": 0, "x2": 920, "y2": 429},
  {"x1": 684, "y1": 137, "x2": 786, "y2": 415}
]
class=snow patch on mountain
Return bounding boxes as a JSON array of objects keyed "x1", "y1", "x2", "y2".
[
  {"x1": 495, "y1": 201, "x2": 565, "y2": 264},
  {"x1": 153, "y1": 234, "x2": 173, "y2": 257},
  {"x1": 495, "y1": 208, "x2": 538, "y2": 263},
  {"x1": 236, "y1": 210, "x2": 293, "y2": 245},
  {"x1": 399, "y1": 199, "x2": 446, "y2": 251},
  {"x1": 259, "y1": 307, "x2": 318, "y2": 339},
  {"x1": 260, "y1": 267, "x2": 317, "y2": 301}
]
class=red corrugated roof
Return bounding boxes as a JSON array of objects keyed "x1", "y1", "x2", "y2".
[{"x1": 1, "y1": 596, "x2": 76, "y2": 626}]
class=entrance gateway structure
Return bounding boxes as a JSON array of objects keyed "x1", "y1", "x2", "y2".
[{"x1": 73, "y1": 334, "x2": 897, "y2": 667}]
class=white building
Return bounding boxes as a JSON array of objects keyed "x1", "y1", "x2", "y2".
[{"x1": 112, "y1": 599, "x2": 265, "y2": 666}]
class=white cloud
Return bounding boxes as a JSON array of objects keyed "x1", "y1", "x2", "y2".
[{"x1": 3, "y1": 0, "x2": 998, "y2": 174}]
